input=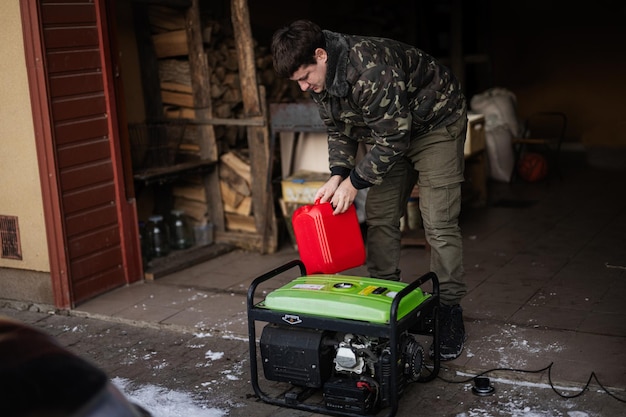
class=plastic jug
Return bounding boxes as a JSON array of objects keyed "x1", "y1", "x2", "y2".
[
  {"x1": 168, "y1": 210, "x2": 193, "y2": 250},
  {"x1": 292, "y1": 200, "x2": 365, "y2": 274},
  {"x1": 146, "y1": 215, "x2": 170, "y2": 258}
]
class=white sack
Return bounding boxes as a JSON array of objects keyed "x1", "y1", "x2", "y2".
[
  {"x1": 485, "y1": 125, "x2": 515, "y2": 182},
  {"x1": 470, "y1": 88, "x2": 521, "y2": 182},
  {"x1": 470, "y1": 87, "x2": 522, "y2": 136}
]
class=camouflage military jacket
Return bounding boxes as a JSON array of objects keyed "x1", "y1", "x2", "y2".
[{"x1": 311, "y1": 30, "x2": 466, "y2": 189}]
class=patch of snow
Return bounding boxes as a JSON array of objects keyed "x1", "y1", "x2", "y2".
[
  {"x1": 222, "y1": 334, "x2": 248, "y2": 342},
  {"x1": 482, "y1": 324, "x2": 563, "y2": 367},
  {"x1": 187, "y1": 292, "x2": 209, "y2": 302},
  {"x1": 112, "y1": 377, "x2": 227, "y2": 417},
  {"x1": 205, "y1": 350, "x2": 224, "y2": 360}
]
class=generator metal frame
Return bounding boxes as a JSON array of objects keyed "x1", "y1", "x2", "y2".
[{"x1": 247, "y1": 259, "x2": 441, "y2": 417}]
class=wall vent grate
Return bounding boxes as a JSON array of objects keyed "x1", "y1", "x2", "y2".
[{"x1": 0, "y1": 215, "x2": 22, "y2": 260}]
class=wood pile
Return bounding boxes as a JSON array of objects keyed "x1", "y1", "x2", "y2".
[
  {"x1": 145, "y1": 5, "x2": 302, "y2": 237},
  {"x1": 171, "y1": 149, "x2": 258, "y2": 233},
  {"x1": 219, "y1": 150, "x2": 256, "y2": 232},
  {"x1": 149, "y1": 6, "x2": 302, "y2": 151}
]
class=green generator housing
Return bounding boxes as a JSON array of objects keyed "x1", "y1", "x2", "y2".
[{"x1": 258, "y1": 275, "x2": 431, "y2": 324}]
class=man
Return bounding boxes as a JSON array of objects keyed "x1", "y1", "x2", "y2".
[{"x1": 272, "y1": 20, "x2": 468, "y2": 360}]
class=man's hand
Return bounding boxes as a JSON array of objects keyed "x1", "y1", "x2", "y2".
[
  {"x1": 315, "y1": 175, "x2": 342, "y2": 203},
  {"x1": 315, "y1": 175, "x2": 358, "y2": 214},
  {"x1": 330, "y1": 178, "x2": 358, "y2": 215}
]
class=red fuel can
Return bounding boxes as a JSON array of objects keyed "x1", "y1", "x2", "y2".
[{"x1": 292, "y1": 201, "x2": 365, "y2": 274}]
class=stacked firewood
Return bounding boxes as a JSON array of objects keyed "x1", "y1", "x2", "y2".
[
  {"x1": 149, "y1": 6, "x2": 302, "y2": 151},
  {"x1": 146, "y1": 5, "x2": 302, "y2": 233},
  {"x1": 172, "y1": 150, "x2": 254, "y2": 232},
  {"x1": 218, "y1": 150, "x2": 256, "y2": 232}
]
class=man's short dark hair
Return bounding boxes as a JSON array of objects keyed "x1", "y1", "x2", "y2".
[{"x1": 271, "y1": 20, "x2": 325, "y2": 78}]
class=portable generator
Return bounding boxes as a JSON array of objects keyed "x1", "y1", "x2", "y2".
[{"x1": 247, "y1": 260, "x2": 440, "y2": 417}]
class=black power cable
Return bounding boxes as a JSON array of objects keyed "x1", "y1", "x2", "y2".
[{"x1": 435, "y1": 362, "x2": 626, "y2": 403}]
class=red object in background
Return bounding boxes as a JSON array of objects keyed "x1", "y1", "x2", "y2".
[
  {"x1": 517, "y1": 152, "x2": 548, "y2": 182},
  {"x1": 292, "y1": 201, "x2": 365, "y2": 274}
]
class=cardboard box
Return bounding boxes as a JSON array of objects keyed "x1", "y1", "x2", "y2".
[
  {"x1": 465, "y1": 114, "x2": 486, "y2": 156},
  {"x1": 281, "y1": 170, "x2": 329, "y2": 204}
]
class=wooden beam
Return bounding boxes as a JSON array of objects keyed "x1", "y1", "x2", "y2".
[
  {"x1": 230, "y1": 0, "x2": 277, "y2": 253},
  {"x1": 185, "y1": 0, "x2": 225, "y2": 231}
]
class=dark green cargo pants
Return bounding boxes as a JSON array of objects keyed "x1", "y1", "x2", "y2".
[{"x1": 365, "y1": 112, "x2": 468, "y2": 305}]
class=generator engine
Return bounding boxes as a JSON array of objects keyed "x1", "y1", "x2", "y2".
[{"x1": 260, "y1": 324, "x2": 425, "y2": 414}]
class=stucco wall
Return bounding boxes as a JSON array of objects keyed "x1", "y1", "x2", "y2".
[{"x1": 0, "y1": 1, "x2": 50, "y2": 274}]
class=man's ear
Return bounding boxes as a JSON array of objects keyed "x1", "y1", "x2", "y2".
[{"x1": 314, "y1": 48, "x2": 328, "y2": 63}]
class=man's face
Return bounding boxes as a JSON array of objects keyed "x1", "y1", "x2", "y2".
[{"x1": 290, "y1": 48, "x2": 327, "y2": 93}]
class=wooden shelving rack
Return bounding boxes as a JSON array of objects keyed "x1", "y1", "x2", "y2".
[{"x1": 133, "y1": 0, "x2": 278, "y2": 272}]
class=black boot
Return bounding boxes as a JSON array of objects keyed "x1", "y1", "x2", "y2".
[{"x1": 431, "y1": 304, "x2": 466, "y2": 361}]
